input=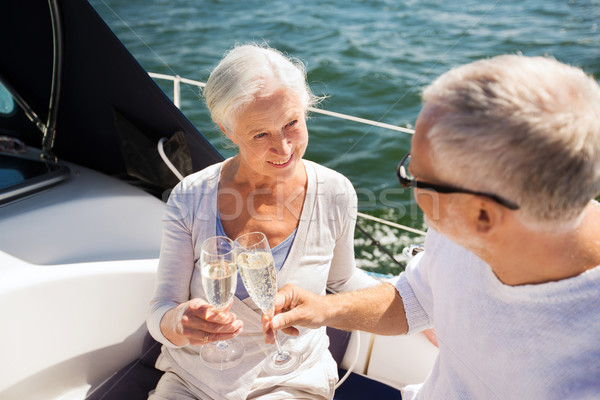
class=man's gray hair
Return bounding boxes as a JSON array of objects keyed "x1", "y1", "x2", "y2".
[
  {"x1": 423, "y1": 55, "x2": 600, "y2": 223},
  {"x1": 203, "y1": 43, "x2": 319, "y2": 132}
]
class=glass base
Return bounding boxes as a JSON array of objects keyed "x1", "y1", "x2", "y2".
[
  {"x1": 200, "y1": 338, "x2": 244, "y2": 370},
  {"x1": 262, "y1": 349, "x2": 302, "y2": 375}
]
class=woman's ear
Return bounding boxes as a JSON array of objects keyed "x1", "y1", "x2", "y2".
[
  {"x1": 219, "y1": 123, "x2": 237, "y2": 144},
  {"x1": 218, "y1": 123, "x2": 228, "y2": 135}
]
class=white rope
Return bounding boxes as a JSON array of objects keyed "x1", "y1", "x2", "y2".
[
  {"x1": 150, "y1": 73, "x2": 424, "y2": 237},
  {"x1": 327, "y1": 286, "x2": 361, "y2": 390},
  {"x1": 147, "y1": 73, "x2": 414, "y2": 134},
  {"x1": 157, "y1": 137, "x2": 185, "y2": 181},
  {"x1": 307, "y1": 107, "x2": 414, "y2": 134},
  {"x1": 357, "y1": 212, "x2": 426, "y2": 236},
  {"x1": 334, "y1": 331, "x2": 360, "y2": 390}
]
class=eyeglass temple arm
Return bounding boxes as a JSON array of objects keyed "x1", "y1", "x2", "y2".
[{"x1": 415, "y1": 182, "x2": 519, "y2": 210}]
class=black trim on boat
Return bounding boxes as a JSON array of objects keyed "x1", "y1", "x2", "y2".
[
  {"x1": 0, "y1": 153, "x2": 70, "y2": 205},
  {"x1": 0, "y1": 1, "x2": 223, "y2": 193},
  {"x1": 41, "y1": 0, "x2": 64, "y2": 164}
]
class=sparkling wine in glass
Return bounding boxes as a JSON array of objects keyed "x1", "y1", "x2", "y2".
[
  {"x1": 199, "y1": 236, "x2": 244, "y2": 370},
  {"x1": 235, "y1": 231, "x2": 302, "y2": 375}
]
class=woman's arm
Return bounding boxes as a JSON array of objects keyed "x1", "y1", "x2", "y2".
[{"x1": 147, "y1": 184, "x2": 242, "y2": 346}]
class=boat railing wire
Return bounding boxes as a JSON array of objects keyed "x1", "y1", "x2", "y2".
[{"x1": 149, "y1": 72, "x2": 425, "y2": 270}]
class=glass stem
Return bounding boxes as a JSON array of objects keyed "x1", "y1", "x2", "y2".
[
  {"x1": 267, "y1": 308, "x2": 286, "y2": 356},
  {"x1": 273, "y1": 330, "x2": 284, "y2": 355}
]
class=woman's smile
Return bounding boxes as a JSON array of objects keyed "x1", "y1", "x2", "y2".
[{"x1": 268, "y1": 152, "x2": 294, "y2": 167}]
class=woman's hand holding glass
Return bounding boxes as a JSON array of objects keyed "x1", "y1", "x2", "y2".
[
  {"x1": 172, "y1": 298, "x2": 242, "y2": 345},
  {"x1": 159, "y1": 295, "x2": 243, "y2": 349},
  {"x1": 197, "y1": 236, "x2": 245, "y2": 370}
]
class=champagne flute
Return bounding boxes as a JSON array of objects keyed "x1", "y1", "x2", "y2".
[
  {"x1": 235, "y1": 231, "x2": 302, "y2": 375},
  {"x1": 199, "y1": 236, "x2": 244, "y2": 370}
]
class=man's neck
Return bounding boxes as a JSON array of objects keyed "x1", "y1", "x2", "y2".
[{"x1": 481, "y1": 202, "x2": 600, "y2": 286}]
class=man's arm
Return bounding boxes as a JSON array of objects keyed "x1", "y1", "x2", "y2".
[{"x1": 269, "y1": 282, "x2": 409, "y2": 336}]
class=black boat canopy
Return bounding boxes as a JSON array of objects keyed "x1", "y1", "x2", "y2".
[{"x1": 0, "y1": 0, "x2": 223, "y2": 191}]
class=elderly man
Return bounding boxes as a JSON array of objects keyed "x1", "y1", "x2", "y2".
[{"x1": 267, "y1": 55, "x2": 600, "y2": 399}]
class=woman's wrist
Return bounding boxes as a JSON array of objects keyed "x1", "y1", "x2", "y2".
[{"x1": 160, "y1": 304, "x2": 189, "y2": 346}]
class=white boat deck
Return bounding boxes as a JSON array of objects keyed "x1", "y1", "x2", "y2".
[{"x1": 0, "y1": 154, "x2": 165, "y2": 399}]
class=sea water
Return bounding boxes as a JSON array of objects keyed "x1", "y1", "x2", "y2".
[{"x1": 91, "y1": 0, "x2": 600, "y2": 275}]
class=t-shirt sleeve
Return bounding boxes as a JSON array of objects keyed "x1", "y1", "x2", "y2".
[{"x1": 395, "y1": 229, "x2": 442, "y2": 334}]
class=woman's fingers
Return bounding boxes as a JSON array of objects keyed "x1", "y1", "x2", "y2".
[
  {"x1": 181, "y1": 315, "x2": 243, "y2": 334},
  {"x1": 186, "y1": 298, "x2": 236, "y2": 322},
  {"x1": 186, "y1": 328, "x2": 242, "y2": 346},
  {"x1": 179, "y1": 298, "x2": 243, "y2": 344}
]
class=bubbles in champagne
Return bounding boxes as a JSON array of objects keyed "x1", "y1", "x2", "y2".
[
  {"x1": 237, "y1": 252, "x2": 277, "y2": 312},
  {"x1": 201, "y1": 261, "x2": 237, "y2": 310}
]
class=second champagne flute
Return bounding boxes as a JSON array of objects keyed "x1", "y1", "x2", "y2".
[{"x1": 235, "y1": 231, "x2": 302, "y2": 375}]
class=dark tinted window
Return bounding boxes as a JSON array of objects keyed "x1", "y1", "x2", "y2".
[
  {"x1": 0, "y1": 154, "x2": 70, "y2": 204},
  {"x1": 0, "y1": 81, "x2": 15, "y2": 116}
]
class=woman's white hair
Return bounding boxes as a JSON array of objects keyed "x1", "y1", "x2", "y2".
[
  {"x1": 422, "y1": 55, "x2": 600, "y2": 224},
  {"x1": 203, "y1": 43, "x2": 319, "y2": 132}
]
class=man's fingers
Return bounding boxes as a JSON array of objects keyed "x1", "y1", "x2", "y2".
[
  {"x1": 280, "y1": 326, "x2": 300, "y2": 336},
  {"x1": 271, "y1": 307, "x2": 303, "y2": 330},
  {"x1": 274, "y1": 284, "x2": 296, "y2": 312},
  {"x1": 262, "y1": 298, "x2": 301, "y2": 342}
]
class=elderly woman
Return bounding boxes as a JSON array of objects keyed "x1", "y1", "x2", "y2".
[{"x1": 146, "y1": 44, "x2": 377, "y2": 400}]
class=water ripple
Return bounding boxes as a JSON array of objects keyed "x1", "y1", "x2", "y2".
[{"x1": 91, "y1": 0, "x2": 600, "y2": 273}]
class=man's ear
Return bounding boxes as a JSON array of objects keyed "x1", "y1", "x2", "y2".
[
  {"x1": 476, "y1": 208, "x2": 492, "y2": 233},
  {"x1": 473, "y1": 197, "x2": 503, "y2": 234}
]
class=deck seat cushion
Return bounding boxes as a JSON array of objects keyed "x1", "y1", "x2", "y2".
[
  {"x1": 334, "y1": 369, "x2": 403, "y2": 399},
  {"x1": 87, "y1": 329, "x2": 400, "y2": 399},
  {"x1": 86, "y1": 334, "x2": 163, "y2": 400},
  {"x1": 86, "y1": 360, "x2": 163, "y2": 400}
]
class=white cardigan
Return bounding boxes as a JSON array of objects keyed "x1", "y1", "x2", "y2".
[{"x1": 147, "y1": 159, "x2": 377, "y2": 400}]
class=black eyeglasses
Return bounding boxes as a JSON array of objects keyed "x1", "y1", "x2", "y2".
[{"x1": 397, "y1": 152, "x2": 520, "y2": 210}]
